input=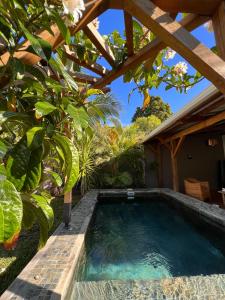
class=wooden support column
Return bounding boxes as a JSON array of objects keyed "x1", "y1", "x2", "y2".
[
  {"x1": 212, "y1": 1, "x2": 225, "y2": 60},
  {"x1": 63, "y1": 191, "x2": 72, "y2": 228},
  {"x1": 168, "y1": 137, "x2": 185, "y2": 192},
  {"x1": 157, "y1": 143, "x2": 163, "y2": 187}
]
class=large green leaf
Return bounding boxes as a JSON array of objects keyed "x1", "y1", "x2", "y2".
[
  {"x1": 23, "y1": 194, "x2": 54, "y2": 249},
  {"x1": 0, "y1": 111, "x2": 32, "y2": 126},
  {"x1": 52, "y1": 11, "x2": 71, "y2": 45},
  {"x1": 0, "y1": 179, "x2": 23, "y2": 244},
  {"x1": 19, "y1": 21, "x2": 52, "y2": 61},
  {"x1": 32, "y1": 194, "x2": 54, "y2": 229},
  {"x1": 7, "y1": 134, "x2": 44, "y2": 192},
  {"x1": 66, "y1": 105, "x2": 89, "y2": 129},
  {"x1": 26, "y1": 127, "x2": 45, "y2": 150},
  {"x1": 35, "y1": 101, "x2": 57, "y2": 118},
  {"x1": 22, "y1": 200, "x2": 36, "y2": 230},
  {"x1": 6, "y1": 137, "x2": 31, "y2": 191},
  {"x1": 22, "y1": 146, "x2": 43, "y2": 192},
  {"x1": 53, "y1": 133, "x2": 79, "y2": 193}
]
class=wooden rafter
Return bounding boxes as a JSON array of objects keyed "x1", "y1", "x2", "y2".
[
  {"x1": 124, "y1": 11, "x2": 134, "y2": 57},
  {"x1": 150, "y1": 0, "x2": 222, "y2": 16},
  {"x1": 125, "y1": 0, "x2": 225, "y2": 94},
  {"x1": 71, "y1": 72, "x2": 100, "y2": 84},
  {"x1": 0, "y1": 0, "x2": 107, "y2": 67},
  {"x1": 63, "y1": 46, "x2": 108, "y2": 76},
  {"x1": 144, "y1": 12, "x2": 177, "y2": 71},
  {"x1": 165, "y1": 110, "x2": 225, "y2": 143},
  {"x1": 212, "y1": 1, "x2": 225, "y2": 60},
  {"x1": 83, "y1": 22, "x2": 115, "y2": 67},
  {"x1": 92, "y1": 14, "x2": 208, "y2": 89}
]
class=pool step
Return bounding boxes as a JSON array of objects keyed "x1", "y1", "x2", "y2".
[{"x1": 127, "y1": 188, "x2": 135, "y2": 199}]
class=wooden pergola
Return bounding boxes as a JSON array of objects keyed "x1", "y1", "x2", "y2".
[
  {"x1": 2, "y1": 0, "x2": 225, "y2": 218},
  {"x1": 2, "y1": 0, "x2": 225, "y2": 92}
]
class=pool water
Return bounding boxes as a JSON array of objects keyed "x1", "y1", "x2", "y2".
[{"x1": 79, "y1": 197, "x2": 225, "y2": 281}]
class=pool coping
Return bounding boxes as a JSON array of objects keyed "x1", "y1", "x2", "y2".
[{"x1": 2, "y1": 188, "x2": 225, "y2": 299}]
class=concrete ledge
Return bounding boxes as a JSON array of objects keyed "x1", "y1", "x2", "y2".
[{"x1": 2, "y1": 188, "x2": 225, "y2": 299}]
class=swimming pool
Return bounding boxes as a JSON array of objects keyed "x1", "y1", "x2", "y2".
[{"x1": 79, "y1": 195, "x2": 225, "y2": 282}]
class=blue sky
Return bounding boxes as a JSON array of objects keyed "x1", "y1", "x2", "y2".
[{"x1": 97, "y1": 9, "x2": 215, "y2": 125}]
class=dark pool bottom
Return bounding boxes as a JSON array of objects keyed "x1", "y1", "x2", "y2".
[{"x1": 79, "y1": 196, "x2": 225, "y2": 282}]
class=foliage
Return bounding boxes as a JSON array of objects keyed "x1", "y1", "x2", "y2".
[
  {"x1": 0, "y1": 0, "x2": 115, "y2": 250},
  {"x1": 105, "y1": 20, "x2": 205, "y2": 101},
  {"x1": 132, "y1": 96, "x2": 172, "y2": 122},
  {"x1": 0, "y1": 0, "x2": 211, "y2": 251},
  {"x1": 77, "y1": 115, "x2": 161, "y2": 191}
]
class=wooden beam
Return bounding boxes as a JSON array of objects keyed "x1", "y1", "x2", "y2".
[
  {"x1": 173, "y1": 136, "x2": 185, "y2": 157},
  {"x1": 165, "y1": 110, "x2": 225, "y2": 142},
  {"x1": 213, "y1": 1, "x2": 225, "y2": 61},
  {"x1": 125, "y1": 0, "x2": 225, "y2": 95},
  {"x1": 83, "y1": 22, "x2": 116, "y2": 67},
  {"x1": 92, "y1": 14, "x2": 208, "y2": 89},
  {"x1": 124, "y1": 11, "x2": 134, "y2": 57},
  {"x1": 151, "y1": 0, "x2": 222, "y2": 16},
  {"x1": 144, "y1": 12, "x2": 177, "y2": 71},
  {"x1": 74, "y1": 0, "x2": 108, "y2": 33},
  {"x1": 71, "y1": 72, "x2": 100, "y2": 84},
  {"x1": 64, "y1": 46, "x2": 108, "y2": 76},
  {"x1": 0, "y1": 0, "x2": 107, "y2": 67}
]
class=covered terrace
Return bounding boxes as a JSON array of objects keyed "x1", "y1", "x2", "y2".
[{"x1": 143, "y1": 85, "x2": 225, "y2": 205}]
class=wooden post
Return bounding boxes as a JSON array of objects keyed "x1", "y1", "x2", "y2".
[
  {"x1": 212, "y1": 1, "x2": 225, "y2": 60},
  {"x1": 63, "y1": 191, "x2": 72, "y2": 228},
  {"x1": 157, "y1": 143, "x2": 163, "y2": 187},
  {"x1": 171, "y1": 151, "x2": 179, "y2": 192},
  {"x1": 169, "y1": 137, "x2": 185, "y2": 192}
]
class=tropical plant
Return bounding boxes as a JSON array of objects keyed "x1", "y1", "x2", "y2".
[
  {"x1": 0, "y1": 0, "x2": 111, "y2": 250},
  {"x1": 132, "y1": 96, "x2": 172, "y2": 122}
]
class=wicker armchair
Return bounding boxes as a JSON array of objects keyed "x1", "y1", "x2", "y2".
[{"x1": 184, "y1": 178, "x2": 210, "y2": 201}]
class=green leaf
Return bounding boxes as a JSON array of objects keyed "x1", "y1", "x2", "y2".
[
  {"x1": 26, "y1": 127, "x2": 45, "y2": 150},
  {"x1": 35, "y1": 101, "x2": 57, "y2": 117},
  {"x1": 0, "y1": 179, "x2": 23, "y2": 244},
  {"x1": 23, "y1": 194, "x2": 54, "y2": 249},
  {"x1": 66, "y1": 105, "x2": 89, "y2": 129},
  {"x1": 49, "y1": 171, "x2": 63, "y2": 187},
  {"x1": 7, "y1": 136, "x2": 44, "y2": 192},
  {"x1": 0, "y1": 139, "x2": 7, "y2": 158},
  {"x1": 0, "y1": 111, "x2": 32, "y2": 126},
  {"x1": 52, "y1": 11, "x2": 71, "y2": 45},
  {"x1": 19, "y1": 21, "x2": 52, "y2": 61},
  {"x1": 86, "y1": 89, "x2": 104, "y2": 97},
  {"x1": 22, "y1": 201, "x2": 36, "y2": 230},
  {"x1": 22, "y1": 146, "x2": 43, "y2": 192},
  {"x1": 49, "y1": 56, "x2": 78, "y2": 91},
  {"x1": 6, "y1": 137, "x2": 31, "y2": 191},
  {"x1": 32, "y1": 194, "x2": 54, "y2": 229},
  {"x1": 53, "y1": 133, "x2": 79, "y2": 193}
]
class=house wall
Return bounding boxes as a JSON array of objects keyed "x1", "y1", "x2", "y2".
[
  {"x1": 144, "y1": 132, "x2": 224, "y2": 191},
  {"x1": 177, "y1": 133, "x2": 224, "y2": 192},
  {"x1": 144, "y1": 145, "x2": 158, "y2": 187}
]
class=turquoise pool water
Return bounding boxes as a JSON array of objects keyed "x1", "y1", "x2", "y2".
[{"x1": 79, "y1": 197, "x2": 225, "y2": 281}]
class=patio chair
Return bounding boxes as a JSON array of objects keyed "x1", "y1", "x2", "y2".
[{"x1": 184, "y1": 178, "x2": 211, "y2": 201}]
